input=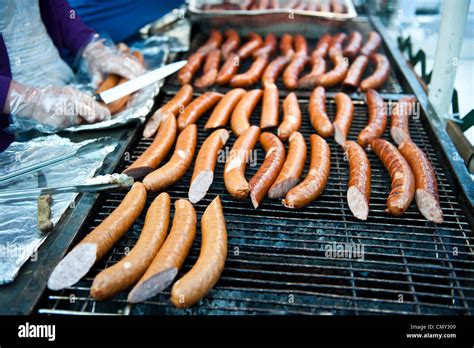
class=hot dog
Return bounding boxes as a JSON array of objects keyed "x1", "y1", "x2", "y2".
[
  {"x1": 343, "y1": 141, "x2": 371, "y2": 220},
  {"x1": 282, "y1": 134, "x2": 330, "y2": 209},
  {"x1": 360, "y1": 31, "x2": 382, "y2": 57},
  {"x1": 315, "y1": 45, "x2": 348, "y2": 88},
  {"x1": 48, "y1": 182, "x2": 147, "y2": 291},
  {"x1": 359, "y1": 54, "x2": 390, "y2": 92},
  {"x1": 194, "y1": 49, "x2": 221, "y2": 88},
  {"x1": 342, "y1": 55, "x2": 369, "y2": 89},
  {"x1": 253, "y1": 33, "x2": 277, "y2": 58},
  {"x1": 231, "y1": 89, "x2": 263, "y2": 136},
  {"x1": 357, "y1": 89, "x2": 387, "y2": 148},
  {"x1": 330, "y1": 33, "x2": 348, "y2": 48},
  {"x1": 90, "y1": 192, "x2": 171, "y2": 300},
  {"x1": 331, "y1": 0, "x2": 345, "y2": 13},
  {"x1": 205, "y1": 89, "x2": 246, "y2": 129},
  {"x1": 197, "y1": 29, "x2": 223, "y2": 54},
  {"x1": 297, "y1": 54, "x2": 326, "y2": 89},
  {"x1": 128, "y1": 199, "x2": 196, "y2": 303},
  {"x1": 216, "y1": 53, "x2": 240, "y2": 86},
  {"x1": 371, "y1": 138, "x2": 415, "y2": 216},
  {"x1": 391, "y1": 96, "x2": 416, "y2": 145},
  {"x1": 283, "y1": 53, "x2": 309, "y2": 90},
  {"x1": 312, "y1": 33, "x2": 332, "y2": 58},
  {"x1": 261, "y1": 54, "x2": 292, "y2": 88},
  {"x1": 343, "y1": 31, "x2": 363, "y2": 59},
  {"x1": 221, "y1": 29, "x2": 240, "y2": 59},
  {"x1": 123, "y1": 113, "x2": 177, "y2": 179},
  {"x1": 268, "y1": 131, "x2": 306, "y2": 198},
  {"x1": 249, "y1": 132, "x2": 286, "y2": 208},
  {"x1": 230, "y1": 54, "x2": 269, "y2": 88},
  {"x1": 224, "y1": 126, "x2": 261, "y2": 199},
  {"x1": 237, "y1": 32, "x2": 264, "y2": 59},
  {"x1": 398, "y1": 141, "x2": 443, "y2": 223},
  {"x1": 260, "y1": 83, "x2": 280, "y2": 129},
  {"x1": 171, "y1": 196, "x2": 227, "y2": 308},
  {"x1": 177, "y1": 92, "x2": 223, "y2": 131},
  {"x1": 143, "y1": 84, "x2": 193, "y2": 138},
  {"x1": 189, "y1": 129, "x2": 230, "y2": 203},
  {"x1": 308, "y1": 86, "x2": 334, "y2": 138},
  {"x1": 143, "y1": 124, "x2": 197, "y2": 192},
  {"x1": 294, "y1": 34, "x2": 308, "y2": 56},
  {"x1": 277, "y1": 92, "x2": 301, "y2": 141},
  {"x1": 333, "y1": 92, "x2": 354, "y2": 145},
  {"x1": 178, "y1": 51, "x2": 206, "y2": 85},
  {"x1": 279, "y1": 33, "x2": 294, "y2": 57}
]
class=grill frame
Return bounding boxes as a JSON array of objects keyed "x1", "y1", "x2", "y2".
[{"x1": 37, "y1": 87, "x2": 474, "y2": 315}]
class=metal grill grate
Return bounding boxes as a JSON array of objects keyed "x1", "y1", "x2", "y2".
[{"x1": 37, "y1": 91, "x2": 473, "y2": 315}]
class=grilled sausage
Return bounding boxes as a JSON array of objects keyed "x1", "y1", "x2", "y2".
[
  {"x1": 312, "y1": 33, "x2": 332, "y2": 58},
  {"x1": 261, "y1": 54, "x2": 292, "y2": 88},
  {"x1": 391, "y1": 96, "x2": 416, "y2": 145},
  {"x1": 171, "y1": 196, "x2": 227, "y2": 308},
  {"x1": 297, "y1": 54, "x2": 326, "y2": 89},
  {"x1": 277, "y1": 92, "x2": 301, "y2": 141},
  {"x1": 249, "y1": 133, "x2": 286, "y2": 208},
  {"x1": 48, "y1": 182, "x2": 147, "y2": 291},
  {"x1": 343, "y1": 31, "x2": 363, "y2": 60},
  {"x1": 253, "y1": 33, "x2": 277, "y2": 58},
  {"x1": 331, "y1": 0, "x2": 345, "y2": 13},
  {"x1": 279, "y1": 33, "x2": 294, "y2": 57},
  {"x1": 342, "y1": 55, "x2": 369, "y2": 89},
  {"x1": 123, "y1": 113, "x2": 177, "y2": 179},
  {"x1": 194, "y1": 49, "x2": 221, "y2": 88},
  {"x1": 260, "y1": 83, "x2": 280, "y2": 129},
  {"x1": 283, "y1": 134, "x2": 330, "y2": 209},
  {"x1": 344, "y1": 141, "x2": 371, "y2": 220},
  {"x1": 315, "y1": 45, "x2": 349, "y2": 88},
  {"x1": 398, "y1": 141, "x2": 443, "y2": 223},
  {"x1": 333, "y1": 92, "x2": 354, "y2": 145},
  {"x1": 283, "y1": 53, "x2": 309, "y2": 90},
  {"x1": 128, "y1": 199, "x2": 196, "y2": 303},
  {"x1": 268, "y1": 132, "x2": 307, "y2": 198},
  {"x1": 90, "y1": 193, "x2": 171, "y2": 300},
  {"x1": 360, "y1": 31, "x2": 382, "y2": 57},
  {"x1": 197, "y1": 29, "x2": 223, "y2": 54},
  {"x1": 294, "y1": 34, "x2": 308, "y2": 56},
  {"x1": 230, "y1": 54, "x2": 269, "y2": 88},
  {"x1": 143, "y1": 124, "x2": 197, "y2": 192},
  {"x1": 143, "y1": 84, "x2": 193, "y2": 138},
  {"x1": 330, "y1": 33, "x2": 348, "y2": 48},
  {"x1": 357, "y1": 89, "x2": 387, "y2": 148},
  {"x1": 224, "y1": 126, "x2": 261, "y2": 199},
  {"x1": 177, "y1": 92, "x2": 223, "y2": 131},
  {"x1": 216, "y1": 53, "x2": 240, "y2": 86},
  {"x1": 221, "y1": 29, "x2": 240, "y2": 59},
  {"x1": 231, "y1": 89, "x2": 263, "y2": 136},
  {"x1": 178, "y1": 51, "x2": 206, "y2": 85},
  {"x1": 359, "y1": 54, "x2": 390, "y2": 92},
  {"x1": 308, "y1": 86, "x2": 334, "y2": 138},
  {"x1": 205, "y1": 89, "x2": 246, "y2": 129},
  {"x1": 237, "y1": 32, "x2": 264, "y2": 59},
  {"x1": 189, "y1": 129, "x2": 230, "y2": 203},
  {"x1": 371, "y1": 139, "x2": 415, "y2": 216}
]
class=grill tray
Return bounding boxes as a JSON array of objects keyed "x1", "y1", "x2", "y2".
[{"x1": 38, "y1": 91, "x2": 474, "y2": 315}]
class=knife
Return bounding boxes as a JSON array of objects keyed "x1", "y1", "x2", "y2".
[{"x1": 96, "y1": 60, "x2": 187, "y2": 104}]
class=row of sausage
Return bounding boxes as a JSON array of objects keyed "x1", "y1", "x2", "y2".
[
  {"x1": 48, "y1": 191, "x2": 227, "y2": 308},
  {"x1": 201, "y1": 0, "x2": 349, "y2": 13},
  {"x1": 178, "y1": 29, "x2": 389, "y2": 91},
  {"x1": 125, "y1": 83, "x2": 443, "y2": 223}
]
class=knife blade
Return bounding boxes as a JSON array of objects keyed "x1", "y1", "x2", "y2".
[{"x1": 96, "y1": 60, "x2": 187, "y2": 104}]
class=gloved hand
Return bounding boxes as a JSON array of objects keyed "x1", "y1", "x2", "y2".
[
  {"x1": 5, "y1": 80, "x2": 111, "y2": 128},
  {"x1": 82, "y1": 37, "x2": 145, "y2": 87}
]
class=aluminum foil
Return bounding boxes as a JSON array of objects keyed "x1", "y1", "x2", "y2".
[{"x1": 0, "y1": 135, "x2": 118, "y2": 285}]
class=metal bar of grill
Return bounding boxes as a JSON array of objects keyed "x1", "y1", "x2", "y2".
[{"x1": 37, "y1": 90, "x2": 474, "y2": 316}]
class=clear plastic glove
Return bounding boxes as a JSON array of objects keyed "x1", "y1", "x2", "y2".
[
  {"x1": 82, "y1": 37, "x2": 145, "y2": 87},
  {"x1": 5, "y1": 80, "x2": 111, "y2": 128}
]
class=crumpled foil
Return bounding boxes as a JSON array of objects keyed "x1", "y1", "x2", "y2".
[{"x1": 0, "y1": 135, "x2": 117, "y2": 284}]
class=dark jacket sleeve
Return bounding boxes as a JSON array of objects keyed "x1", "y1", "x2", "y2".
[{"x1": 40, "y1": 0, "x2": 97, "y2": 56}]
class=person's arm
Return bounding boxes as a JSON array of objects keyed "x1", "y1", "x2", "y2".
[{"x1": 41, "y1": 0, "x2": 96, "y2": 56}]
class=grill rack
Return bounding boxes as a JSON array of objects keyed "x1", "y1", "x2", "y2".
[{"x1": 38, "y1": 91, "x2": 474, "y2": 315}]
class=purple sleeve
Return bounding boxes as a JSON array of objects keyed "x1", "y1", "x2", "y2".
[
  {"x1": 40, "y1": 0, "x2": 97, "y2": 56},
  {"x1": 0, "y1": 76, "x2": 11, "y2": 112}
]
